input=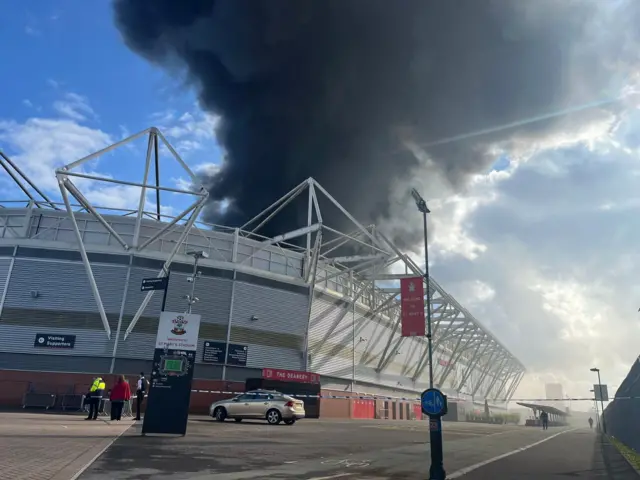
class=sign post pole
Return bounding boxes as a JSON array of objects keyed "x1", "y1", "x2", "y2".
[
  {"x1": 421, "y1": 388, "x2": 448, "y2": 480},
  {"x1": 161, "y1": 270, "x2": 171, "y2": 312}
]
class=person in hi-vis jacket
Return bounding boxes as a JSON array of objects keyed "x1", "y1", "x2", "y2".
[{"x1": 85, "y1": 376, "x2": 106, "y2": 420}]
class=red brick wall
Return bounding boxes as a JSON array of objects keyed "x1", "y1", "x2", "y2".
[
  {"x1": 0, "y1": 369, "x2": 244, "y2": 414},
  {"x1": 0, "y1": 370, "x2": 426, "y2": 419}
]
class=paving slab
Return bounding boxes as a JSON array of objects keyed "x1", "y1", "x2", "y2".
[{"x1": 0, "y1": 412, "x2": 132, "y2": 480}]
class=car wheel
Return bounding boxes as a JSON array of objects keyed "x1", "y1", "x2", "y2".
[
  {"x1": 266, "y1": 409, "x2": 282, "y2": 425},
  {"x1": 283, "y1": 419, "x2": 296, "y2": 425},
  {"x1": 214, "y1": 407, "x2": 227, "y2": 422},
  {"x1": 235, "y1": 418, "x2": 243, "y2": 423}
]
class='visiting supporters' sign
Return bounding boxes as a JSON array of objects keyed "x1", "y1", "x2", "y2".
[
  {"x1": 34, "y1": 333, "x2": 76, "y2": 349},
  {"x1": 155, "y1": 312, "x2": 201, "y2": 351}
]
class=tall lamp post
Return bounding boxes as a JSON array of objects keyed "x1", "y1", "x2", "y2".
[
  {"x1": 411, "y1": 188, "x2": 445, "y2": 480},
  {"x1": 185, "y1": 250, "x2": 208, "y2": 314},
  {"x1": 590, "y1": 367, "x2": 607, "y2": 434},
  {"x1": 410, "y1": 188, "x2": 434, "y2": 388}
]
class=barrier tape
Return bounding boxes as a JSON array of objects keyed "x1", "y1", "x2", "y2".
[
  {"x1": 186, "y1": 390, "x2": 640, "y2": 402},
  {"x1": 189, "y1": 389, "x2": 422, "y2": 401}
]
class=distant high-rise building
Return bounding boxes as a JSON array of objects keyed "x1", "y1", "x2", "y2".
[{"x1": 545, "y1": 383, "x2": 564, "y2": 408}]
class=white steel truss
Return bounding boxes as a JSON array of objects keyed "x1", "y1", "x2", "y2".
[
  {"x1": 53, "y1": 127, "x2": 209, "y2": 339},
  {"x1": 0, "y1": 133, "x2": 525, "y2": 402},
  {"x1": 236, "y1": 177, "x2": 526, "y2": 402}
]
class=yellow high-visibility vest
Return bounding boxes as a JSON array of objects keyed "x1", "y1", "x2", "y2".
[{"x1": 90, "y1": 378, "x2": 106, "y2": 392}]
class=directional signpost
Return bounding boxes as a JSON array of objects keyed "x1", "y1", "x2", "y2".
[
  {"x1": 421, "y1": 388, "x2": 448, "y2": 480},
  {"x1": 141, "y1": 277, "x2": 168, "y2": 291},
  {"x1": 141, "y1": 271, "x2": 171, "y2": 311}
]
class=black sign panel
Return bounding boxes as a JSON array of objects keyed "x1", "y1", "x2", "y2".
[
  {"x1": 226, "y1": 343, "x2": 248, "y2": 367},
  {"x1": 141, "y1": 277, "x2": 168, "y2": 292},
  {"x1": 34, "y1": 333, "x2": 76, "y2": 349},
  {"x1": 201, "y1": 341, "x2": 248, "y2": 366},
  {"x1": 142, "y1": 347, "x2": 196, "y2": 436},
  {"x1": 202, "y1": 341, "x2": 226, "y2": 364}
]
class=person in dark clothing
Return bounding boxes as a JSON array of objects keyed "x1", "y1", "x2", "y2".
[
  {"x1": 85, "y1": 377, "x2": 106, "y2": 421},
  {"x1": 540, "y1": 411, "x2": 549, "y2": 430},
  {"x1": 588, "y1": 417, "x2": 594, "y2": 429},
  {"x1": 135, "y1": 372, "x2": 147, "y2": 421},
  {"x1": 110, "y1": 375, "x2": 131, "y2": 421}
]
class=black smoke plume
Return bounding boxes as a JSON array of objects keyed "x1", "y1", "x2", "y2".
[{"x1": 113, "y1": 0, "x2": 635, "y2": 246}]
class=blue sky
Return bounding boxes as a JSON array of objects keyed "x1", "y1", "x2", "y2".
[{"x1": 0, "y1": 0, "x2": 223, "y2": 217}]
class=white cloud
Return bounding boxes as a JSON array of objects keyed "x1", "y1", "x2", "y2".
[
  {"x1": 0, "y1": 108, "x2": 180, "y2": 220},
  {"x1": 53, "y1": 92, "x2": 96, "y2": 122},
  {"x1": 151, "y1": 108, "x2": 220, "y2": 154},
  {"x1": 423, "y1": 120, "x2": 640, "y2": 405},
  {"x1": 0, "y1": 117, "x2": 112, "y2": 192},
  {"x1": 173, "y1": 161, "x2": 221, "y2": 192}
]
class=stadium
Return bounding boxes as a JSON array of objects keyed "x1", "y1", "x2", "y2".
[{"x1": 0, "y1": 127, "x2": 525, "y2": 410}]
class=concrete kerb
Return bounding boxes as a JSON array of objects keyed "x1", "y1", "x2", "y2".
[
  {"x1": 606, "y1": 434, "x2": 640, "y2": 477},
  {"x1": 60, "y1": 421, "x2": 134, "y2": 480}
]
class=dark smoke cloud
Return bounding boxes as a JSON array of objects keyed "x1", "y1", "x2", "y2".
[{"x1": 113, "y1": 0, "x2": 638, "y2": 245}]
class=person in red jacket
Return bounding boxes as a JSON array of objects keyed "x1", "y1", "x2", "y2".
[{"x1": 109, "y1": 375, "x2": 131, "y2": 421}]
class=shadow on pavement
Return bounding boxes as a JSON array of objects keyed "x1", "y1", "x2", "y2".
[{"x1": 595, "y1": 434, "x2": 639, "y2": 479}]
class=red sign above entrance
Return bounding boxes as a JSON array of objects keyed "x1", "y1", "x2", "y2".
[
  {"x1": 400, "y1": 277, "x2": 426, "y2": 337},
  {"x1": 262, "y1": 368, "x2": 320, "y2": 384}
]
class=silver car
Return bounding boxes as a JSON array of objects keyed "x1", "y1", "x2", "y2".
[{"x1": 209, "y1": 389, "x2": 305, "y2": 425}]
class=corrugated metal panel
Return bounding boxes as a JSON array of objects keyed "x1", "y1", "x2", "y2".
[
  {"x1": 193, "y1": 363, "x2": 224, "y2": 380},
  {"x1": 123, "y1": 269, "x2": 233, "y2": 325},
  {"x1": 0, "y1": 352, "x2": 111, "y2": 374},
  {"x1": 0, "y1": 258, "x2": 12, "y2": 305},
  {"x1": 113, "y1": 358, "x2": 154, "y2": 376},
  {"x1": 167, "y1": 273, "x2": 233, "y2": 326},
  {"x1": 245, "y1": 344, "x2": 303, "y2": 370},
  {"x1": 308, "y1": 296, "x2": 353, "y2": 376},
  {"x1": 4, "y1": 258, "x2": 127, "y2": 314},
  {"x1": 115, "y1": 332, "x2": 156, "y2": 360},
  {"x1": 0, "y1": 324, "x2": 113, "y2": 357},
  {"x1": 231, "y1": 281, "x2": 309, "y2": 335},
  {"x1": 225, "y1": 280, "x2": 307, "y2": 369}
]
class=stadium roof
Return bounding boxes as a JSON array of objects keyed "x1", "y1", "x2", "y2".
[{"x1": 517, "y1": 402, "x2": 569, "y2": 417}]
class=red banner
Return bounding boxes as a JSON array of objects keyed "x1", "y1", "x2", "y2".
[
  {"x1": 400, "y1": 277, "x2": 425, "y2": 337},
  {"x1": 262, "y1": 368, "x2": 320, "y2": 384}
]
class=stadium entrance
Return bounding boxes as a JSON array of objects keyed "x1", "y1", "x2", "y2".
[{"x1": 246, "y1": 368, "x2": 321, "y2": 418}]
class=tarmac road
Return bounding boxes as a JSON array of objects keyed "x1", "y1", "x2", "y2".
[{"x1": 79, "y1": 418, "x2": 638, "y2": 480}]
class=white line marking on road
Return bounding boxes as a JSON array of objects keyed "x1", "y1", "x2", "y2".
[
  {"x1": 447, "y1": 428, "x2": 579, "y2": 479},
  {"x1": 68, "y1": 424, "x2": 133, "y2": 480},
  {"x1": 307, "y1": 474, "x2": 354, "y2": 480}
]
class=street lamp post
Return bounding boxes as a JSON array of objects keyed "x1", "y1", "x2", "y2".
[
  {"x1": 185, "y1": 250, "x2": 208, "y2": 314},
  {"x1": 411, "y1": 188, "x2": 434, "y2": 388},
  {"x1": 590, "y1": 367, "x2": 607, "y2": 434},
  {"x1": 411, "y1": 188, "x2": 445, "y2": 480}
]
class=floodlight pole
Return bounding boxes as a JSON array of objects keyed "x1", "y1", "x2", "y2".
[{"x1": 411, "y1": 188, "x2": 445, "y2": 480}]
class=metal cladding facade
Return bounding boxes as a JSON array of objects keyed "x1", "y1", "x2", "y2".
[
  {"x1": 0, "y1": 129, "x2": 525, "y2": 403},
  {"x1": 0, "y1": 201, "x2": 523, "y2": 403}
]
